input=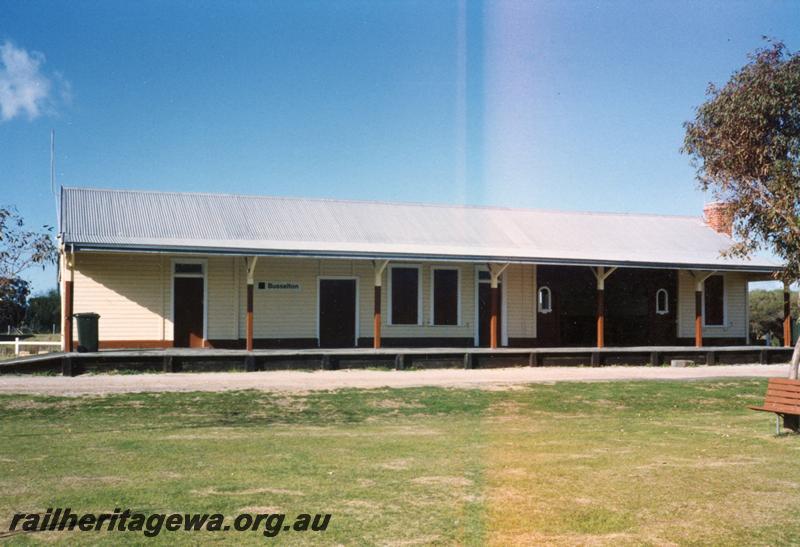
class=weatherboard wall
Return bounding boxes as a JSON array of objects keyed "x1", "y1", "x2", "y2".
[
  {"x1": 66, "y1": 253, "x2": 540, "y2": 347},
  {"x1": 65, "y1": 251, "x2": 751, "y2": 348},
  {"x1": 70, "y1": 252, "x2": 168, "y2": 343},
  {"x1": 239, "y1": 257, "x2": 520, "y2": 344},
  {"x1": 677, "y1": 270, "x2": 748, "y2": 339}
]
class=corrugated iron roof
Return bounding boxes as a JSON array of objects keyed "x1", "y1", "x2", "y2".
[{"x1": 60, "y1": 187, "x2": 781, "y2": 272}]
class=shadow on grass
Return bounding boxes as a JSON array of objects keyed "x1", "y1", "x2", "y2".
[{"x1": 0, "y1": 379, "x2": 773, "y2": 439}]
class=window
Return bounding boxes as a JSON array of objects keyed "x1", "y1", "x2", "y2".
[
  {"x1": 174, "y1": 263, "x2": 203, "y2": 275},
  {"x1": 390, "y1": 266, "x2": 420, "y2": 325},
  {"x1": 432, "y1": 269, "x2": 459, "y2": 325},
  {"x1": 703, "y1": 275, "x2": 724, "y2": 326},
  {"x1": 538, "y1": 286, "x2": 552, "y2": 313},
  {"x1": 655, "y1": 288, "x2": 669, "y2": 315}
]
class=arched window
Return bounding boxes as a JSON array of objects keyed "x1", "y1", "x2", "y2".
[
  {"x1": 538, "y1": 286, "x2": 552, "y2": 313},
  {"x1": 656, "y1": 288, "x2": 669, "y2": 315}
]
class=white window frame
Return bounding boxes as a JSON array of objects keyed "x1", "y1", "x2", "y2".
[
  {"x1": 387, "y1": 264, "x2": 422, "y2": 326},
  {"x1": 316, "y1": 276, "x2": 360, "y2": 347},
  {"x1": 702, "y1": 274, "x2": 727, "y2": 327},
  {"x1": 170, "y1": 258, "x2": 208, "y2": 342},
  {"x1": 655, "y1": 288, "x2": 669, "y2": 315},
  {"x1": 430, "y1": 266, "x2": 461, "y2": 326},
  {"x1": 537, "y1": 286, "x2": 552, "y2": 314}
]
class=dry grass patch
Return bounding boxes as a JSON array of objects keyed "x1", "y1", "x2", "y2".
[
  {"x1": 368, "y1": 398, "x2": 425, "y2": 409},
  {"x1": 191, "y1": 486, "x2": 305, "y2": 497},
  {"x1": 377, "y1": 458, "x2": 413, "y2": 470},
  {"x1": 411, "y1": 476, "x2": 473, "y2": 487},
  {"x1": 238, "y1": 506, "x2": 284, "y2": 513}
]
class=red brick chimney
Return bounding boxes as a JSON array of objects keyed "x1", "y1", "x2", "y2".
[{"x1": 703, "y1": 201, "x2": 733, "y2": 236}]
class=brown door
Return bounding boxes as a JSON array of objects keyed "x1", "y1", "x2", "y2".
[
  {"x1": 319, "y1": 279, "x2": 357, "y2": 348},
  {"x1": 174, "y1": 277, "x2": 204, "y2": 348},
  {"x1": 478, "y1": 282, "x2": 502, "y2": 347},
  {"x1": 537, "y1": 287, "x2": 561, "y2": 347},
  {"x1": 647, "y1": 270, "x2": 678, "y2": 345}
]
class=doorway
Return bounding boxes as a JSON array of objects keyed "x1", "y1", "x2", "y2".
[
  {"x1": 477, "y1": 276, "x2": 503, "y2": 347},
  {"x1": 318, "y1": 278, "x2": 358, "y2": 348},
  {"x1": 172, "y1": 260, "x2": 206, "y2": 348},
  {"x1": 173, "y1": 276, "x2": 205, "y2": 348}
]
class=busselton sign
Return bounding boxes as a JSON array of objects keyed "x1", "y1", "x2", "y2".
[{"x1": 257, "y1": 281, "x2": 301, "y2": 291}]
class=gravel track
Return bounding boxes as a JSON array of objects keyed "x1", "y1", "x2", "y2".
[{"x1": 0, "y1": 364, "x2": 787, "y2": 395}]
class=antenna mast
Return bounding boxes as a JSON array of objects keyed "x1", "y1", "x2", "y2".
[{"x1": 51, "y1": 129, "x2": 59, "y2": 229}]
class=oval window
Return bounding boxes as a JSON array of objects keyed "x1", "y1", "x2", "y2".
[
  {"x1": 538, "y1": 286, "x2": 552, "y2": 313},
  {"x1": 656, "y1": 288, "x2": 669, "y2": 315}
]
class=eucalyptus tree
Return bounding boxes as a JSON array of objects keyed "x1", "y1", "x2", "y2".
[
  {"x1": 684, "y1": 41, "x2": 800, "y2": 376},
  {"x1": 0, "y1": 207, "x2": 57, "y2": 330}
]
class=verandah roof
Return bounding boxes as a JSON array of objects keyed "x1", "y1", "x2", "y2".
[{"x1": 60, "y1": 187, "x2": 781, "y2": 273}]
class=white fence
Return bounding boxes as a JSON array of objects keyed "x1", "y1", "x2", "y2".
[{"x1": 0, "y1": 338, "x2": 62, "y2": 357}]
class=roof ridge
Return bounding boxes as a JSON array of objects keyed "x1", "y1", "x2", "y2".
[{"x1": 61, "y1": 186, "x2": 703, "y2": 222}]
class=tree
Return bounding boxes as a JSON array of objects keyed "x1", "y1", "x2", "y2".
[
  {"x1": 749, "y1": 289, "x2": 796, "y2": 345},
  {"x1": 25, "y1": 288, "x2": 60, "y2": 333},
  {"x1": 0, "y1": 207, "x2": 57, "y2": 331},
  {"x1": 0, "y1": 277, "x2": 29, "y2": 332},
  {"x1": 683, "y1": 40, "x2": 800, "y2": 376}
]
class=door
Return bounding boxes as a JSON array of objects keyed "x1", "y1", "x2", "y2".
[
  {"x1": 478, "y1": 281, "x2": 502, "y2": 347},
  {"x1": 319, "y1": 279, "x2": 357, "y2": 348},
  {"x1": 647, "y1": 270, "x2": 677, "y2": 345},
  {"x1": 536, "y1": 286, "x2": 561, "y2": 346},
  {"x1": 174, "y1": 277, "x2": 204, "y2": 348}
]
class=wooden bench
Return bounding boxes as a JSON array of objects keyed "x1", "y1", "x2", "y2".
[{"x1": 749, "y1": 378, "x2": 800, "y2": 432}]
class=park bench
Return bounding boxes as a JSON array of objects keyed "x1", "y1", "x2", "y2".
[{"x1": 749, "y1": 378, "x2": 800, "y2": 433}]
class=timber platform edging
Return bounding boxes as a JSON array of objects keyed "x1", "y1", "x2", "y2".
[{"x1": 0, "y1": 346, "x2": 794, "y2": 376}]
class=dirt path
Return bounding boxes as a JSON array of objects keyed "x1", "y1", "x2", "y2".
[{"x1": 0, "y1": 364, "x2": 787, "y2": 395}]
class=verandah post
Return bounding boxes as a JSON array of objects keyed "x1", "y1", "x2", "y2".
[
  {"x1": 64, "y1": 280, "x2": 74, "y2": 352},
  {"x1": 592, "y1": 266, "x2": 616, "y2": 349},
  {"x1": 596, "y1": 284, "x2": 605, "y2": 348},
  {"x1": 490, "y1": 283, "x2": 499, "y2": 349},
  {"x1": 784, "y1": 282, "x2": 792, "y2": 347},
  {"x1": 246, "y1": 257, "x2": 258, "y2": 352},
  {"x1": 63, "y1": 251, "x2": 74, "y2": 352},
  {"x1": 695, "y1": 287, "x2": 703, "y2": 347},
  {"x1": 246, "y1": 284, "x2": 254, "y2": 351},
  {"x1": 373, "y1": 260, "x2": 389, "y2": 349},
  {"x1": 487, "y1": 263, "x2": 509, "y2": 350},
  {"x1": 690, "y1": 271, "x2": 716, "y2": 348},
  {"x1": 374, "y1": 285, "x2": 381, "y2": 349}
]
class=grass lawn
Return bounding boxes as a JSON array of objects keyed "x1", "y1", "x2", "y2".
[{"x1": 1, "y1": 379, "x2": 799, "y2": 544}]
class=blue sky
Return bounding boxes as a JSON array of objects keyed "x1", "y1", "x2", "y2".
[{"x1": 1, "y1": 0, "x2": 799, "y2": 292}]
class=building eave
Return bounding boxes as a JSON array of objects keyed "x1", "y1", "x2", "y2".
[{"x1": 65, "y1": 241, "x2": 783, "y2": 274}]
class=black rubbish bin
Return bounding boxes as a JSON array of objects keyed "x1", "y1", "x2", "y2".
[{"x1": 74, "y1": 313, "x2": 100, "y2": 353}]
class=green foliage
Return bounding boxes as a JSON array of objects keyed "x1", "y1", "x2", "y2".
[
  {"x1": 748, "y1": 289, "x2": 797, "y2": 343},
  {"x1": 0, "y1": 207, "x2": 57, "y2": 331},
  {"x1": 0, "y1": 206, "x2": 57, "y2": 290},
  {"x1": 683, "y1": 40, "x2": 800, "y2": 281},
  {"x1": 25, "y1": 288, "x2": 60, "y2": 333},
  {"x1": 0, "y1": 277, "x2": 29, "y2": 332}
]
